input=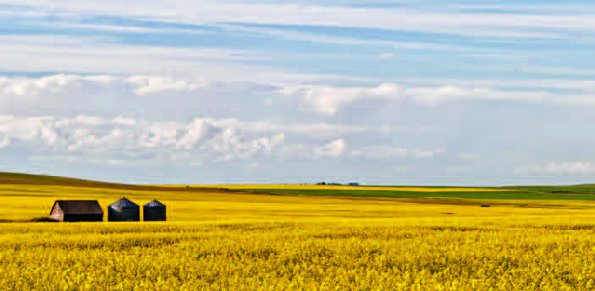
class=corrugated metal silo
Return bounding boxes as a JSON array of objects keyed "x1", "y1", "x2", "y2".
[
  {"x1": 143, "y1": 200, "x2": 166, "y2": 221},
  {"x1": 108, "y1": 197, "x2": 140, "y2": 221}
]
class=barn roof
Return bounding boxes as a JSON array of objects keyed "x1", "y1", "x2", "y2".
[
  {"x1": 52, "y1": 200, "x2": 103, "y2": 215},
  {"x1": 144, "y1": 199, "x2": 165, "y2": 207},
  {"x1": 109, "y1": 197, "x2": 139, "y2": 208}
]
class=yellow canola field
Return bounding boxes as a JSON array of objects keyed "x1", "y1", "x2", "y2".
[{"x1": 0, "y1": 184, "x2": 593, "y2": 290}]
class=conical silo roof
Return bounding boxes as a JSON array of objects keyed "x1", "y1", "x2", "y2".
[
  {"x1": 144, "y1": 200, "x2": 165, "y2": 207},
  {"x1": 110, "y1": 197, "x2": 139, "y2": 209}
]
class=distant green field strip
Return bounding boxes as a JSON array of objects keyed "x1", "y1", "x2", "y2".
[
  {"x1": 505, "y1": 185, "x2": 595, "y2": 194},
  {"x1": 243, "y1": 189, "x2": 595, "y2": 200}
]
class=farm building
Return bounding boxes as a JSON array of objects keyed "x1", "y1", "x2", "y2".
[
  {"x1": 143, "y1": 200, "x2": 166, "y2": 221},
  {"x1": 108, "y1": 197, "x2": 140, "y2": 221},
  {"x1": 49, "y1": 200, "x2": 103, "y2": 222}
]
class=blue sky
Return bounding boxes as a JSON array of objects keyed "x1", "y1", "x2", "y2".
[{"x1": 1, "y1": 0, "x2": 595, "y2": 185}]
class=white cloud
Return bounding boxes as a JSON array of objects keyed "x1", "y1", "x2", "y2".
[
  {"x1": 0, "y1": 74, "x2": 220, "y2": 118},
  {"x1": 310, "y1": 140, "x2": 445, "y2": 160},
  {"x1": 0, "y1": 114, "x2": 417, "y2": 164},
  {"x1": 0, "y1": 74, "x2": 208, "y2": 99},
  {"x1": 0, "y1": 136, "x2": 9, "y2": 149},
  {"x1": 0, "y1": 115, "x2": 289, "y2": 163},
  {"x1": 284, "y1": 82, "x2": 595, "y2": 115},
  {"x1": 128, "y1": 76, "x2": 210, "y2": 95},
  {"x1": 283, "y1": 83, "x2": 402, "y2": 115},
  {"x1": 112, "y1": 117, "x2": 136, "y2": 126},
  {"x1": 315, "y1": 138, "x2": 347, "y2": 158},
  {"x1": 0, "y1": 115, "x2": 60, "y2": 148},
  {"x1": 175, "y1": 119, "x2": 218, "y2": 150},
  {"x1": 4, "y1": 74, "x2": 595, "y2": 121}
]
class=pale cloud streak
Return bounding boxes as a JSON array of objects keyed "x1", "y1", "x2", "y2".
[
  {"x1": 527, "y1": 162, "x2": 595, "y2": 175},
  {"x1": 351, "y1": 146, "x2": 446, "y2": 159},
  {"x1": 0, "y1": 35, "x2": 280, "y2": 79},
  {"x1": 0, "y1": 1, "x2": 591, "y2": 38}
]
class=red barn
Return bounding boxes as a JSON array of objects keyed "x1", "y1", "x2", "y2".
[{"x1": 49, "y1": 200, "x2": 103, "y2": 222}]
